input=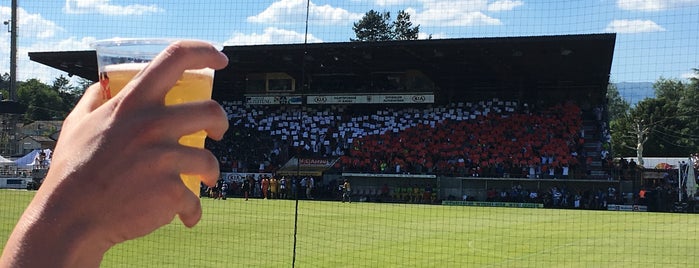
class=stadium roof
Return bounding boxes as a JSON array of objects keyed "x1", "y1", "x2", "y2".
[{"x1": 28, "y1": 33, "x2": 615, "y2": 103}]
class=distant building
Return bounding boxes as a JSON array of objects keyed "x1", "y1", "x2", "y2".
[
  {"x1": 17, "y1": 135, "x2": 56, "y2": 156},
  {"x1": 0, "y1": 119, "x2": 61, "y2": 157}
]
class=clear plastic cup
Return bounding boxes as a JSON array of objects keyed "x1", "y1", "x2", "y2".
[{"x1": 91, "y1": 38, "x2": 216, "y2": 196}]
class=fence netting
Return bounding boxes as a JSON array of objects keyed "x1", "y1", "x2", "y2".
[{"x1": 2, "y1": 1, "x2": 699, "y2": 267}]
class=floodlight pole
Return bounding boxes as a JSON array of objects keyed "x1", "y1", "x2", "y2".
[
  {"x1": 10, "y1": 0, "x2": 18, "y2": 100},
  {"x1": 8, "y1": 0, "x2": 18, "y2": 101}
]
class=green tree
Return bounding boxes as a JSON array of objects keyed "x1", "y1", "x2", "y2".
[
  {"x1": 392, "y1": 10, "x2": 419, "y2": 40},
  {"x1": 610, "y1": 75, "x2": 699, "y2": 162},
  {"x1": 76, "y1": 77, "x2": 94, "y2": 92},
  {"x1": 0, "y1": 73, "x2": 9, "y2": 100},
  {"x1": 52, "y1": 75, "x2": 88, "y2": 112},
  {"x1": 652, "y1": 77, "x2": 699, "y2": 156},
  {"x1": 352, "y1": 9, "x2": 420, "y2": 42},
  {"x1": 352, "y1": 10, "x2": 393, "y2": 42},
  {"x1": 690, "y1": 68, "x2": 699, "y2": 85},
  {"x1": 610, "y1": 113, "x2": 636, "y2": 157},
  {"x1": 17, "y1": 79, "x2": 65, "y2": 121},
  {"x1": 51, "y1": 75, "x2": 72, "y2": 93},
  {"x1": 654, "y1": 77, "x2": 685, "y2": 100},
  {"x1": 634, "y1": 98, "x2": 688, "y2": 157},
  {"x1": 675, "y1": 70, "x2": 699, "y2": 154},
  {"x1": 608, "y1": 83, "x2": 633, "y2": 158},
  {"x1": 606, "y1": 83, "x2": 629, "y2": 122}
]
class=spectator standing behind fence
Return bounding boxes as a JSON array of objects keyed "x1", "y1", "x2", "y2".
[
  {"x1": 306, "y1": 176, "x2": 315, "y2": 199},
  {"x1": 628, "y1": 158, "x2": 637, "y2": 179},
  {"x1": 270, "y1": 176, "x2": 278, "y2": 199},
  {"x1": 220, "y1": 180, "x2": 228, "y2": 200},
  {"x1": 261, "y1": 176, "x2": 270, "y2": 199},
  {"x1": 279, "y1": 176, "x2": 287, "y2": 199},
  {"x1": 342, "y1": 179, "x2": 352, "y2": 203},
  {"x1": 242, "y1": 178, "x2": 251, "y2": 201},
  {"x1": 0, "y1": 41, "x2": 229, "y2": 267},
  {"x1": 300, "y1": 177, "x2": 307, "y2": 198}
]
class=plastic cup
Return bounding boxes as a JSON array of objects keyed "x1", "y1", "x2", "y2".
[{"x1": 91, "y1": 38, "x2": 216, "y2": 197}]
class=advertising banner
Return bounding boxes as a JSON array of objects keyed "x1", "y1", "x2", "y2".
[{"x1": 307, "y1": 94, "x2": 434, "y2": 104}]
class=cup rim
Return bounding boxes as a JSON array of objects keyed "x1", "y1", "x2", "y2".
[
  {"x1": 91, "y1": 37, "x2": 176, "y2": 47},
  {"x1": 90, "y1": 38, "x2": 222, "y2": 52}
]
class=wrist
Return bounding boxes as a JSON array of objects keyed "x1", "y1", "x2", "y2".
[{"x1": 2, "y1": 191, "x2": 112, "y2": 267}]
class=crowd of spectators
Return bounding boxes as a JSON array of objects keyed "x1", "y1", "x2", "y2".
[
  {"x1": 479, "y1": 184, "x2": 624, "y2": 209},
  {"x1": 210, "y1": 98, "x2": 602, "y2": 179}
]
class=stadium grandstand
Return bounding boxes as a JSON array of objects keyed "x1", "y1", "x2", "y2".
[
  {"x1": 7, "y1": 1, "x2": 699, "y2": 266},
  {"x1": 29, "y1": 33, "x2": 618, "y2": 206}
]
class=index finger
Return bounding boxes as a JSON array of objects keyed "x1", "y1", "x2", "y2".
[{"x1": 125, "y1": 40, "x2": 228, "y2": 103}]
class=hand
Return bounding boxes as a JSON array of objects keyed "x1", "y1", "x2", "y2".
[{"x1": 0, "y1": 40, "x2": 229, "y2": 267}]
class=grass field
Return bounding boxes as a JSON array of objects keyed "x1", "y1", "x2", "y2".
[{"x1": 1, "y1": 189, "x2": 698, "y2": 267}]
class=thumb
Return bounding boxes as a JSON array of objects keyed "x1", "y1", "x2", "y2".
[{"x1": 66, "y1": 84, "x2": 108, "y2": 121}]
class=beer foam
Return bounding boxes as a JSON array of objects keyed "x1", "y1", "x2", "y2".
[{"x1": 103, "y1": 62, "x2": 214, "y2": 76}]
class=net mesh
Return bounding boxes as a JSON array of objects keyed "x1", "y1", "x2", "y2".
[{"x1": 1, "y1": 1, "x2": 699, "y2": 267}]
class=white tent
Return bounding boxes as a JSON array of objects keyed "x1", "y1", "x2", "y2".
[
  {"x1": 13, "y1": 149, "x2": 52, "y2": 168},
  {"x1": 0, "y1": 155, "x2": 14, "y2": 165}
]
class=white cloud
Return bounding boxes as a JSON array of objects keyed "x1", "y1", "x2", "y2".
[
  {"x1": 27, "y1": 36, "x2": 96, "y2": 52},
  {"x1": 0, "y1": 36, "x2": 98, "y2": 86},
  {"x1": 250, "y1": 0, "x2": 518, "y2": 28},
  {"x1": 617, "y1": 0, "x2": 699, "y2": 11},
  {"x1": 20, "y1": 37, "x2": 98, "y2": 84},
  {"x1": 375, "y1": 0, "x2": 412, "y2": 6},
  {"x1": 413, "y1": 9, "x2": 502, "y2": 27},
  {"x1": 680, "y1": 70, "x2": 699, "y2": 80},
  {"x1": 20, "y1": 11, "x2": 63, "y2": 39},
  {"x1": 223, "y1": 27, "x2": 322, "y2": 46},
  {"x1": 418, "y1": 32, "x2": 448, "y2": 39},
  {"x1": 406, "y1": 0, "x2": 510, "y2": 27},
  {"x1": 64, "y1": 0, "x2": 163, "y2": 16},
  {"x1": 248, "y1": 0, "x2": 362, "y2": 25},
  {"x1": 604, "y1": 19, "x2": 666, "y2": 33},
  {"x1": 488, "y1": 0, "x2": 524, "y2": 12},
  {"x1": 1, "y1": 7, "x2": 63, "y2": 39},
  {"x1": 0, "y1": 7, "x2": 82, "y2": 85}
]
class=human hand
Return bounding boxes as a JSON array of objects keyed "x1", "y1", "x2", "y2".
[{"x1": 0, "y1": 40, "x2": 229, "y2": 267}]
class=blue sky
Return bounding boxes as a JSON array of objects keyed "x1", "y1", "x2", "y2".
[{"x1": 1, "y1": 0, "x2": 698, "y2": 87}]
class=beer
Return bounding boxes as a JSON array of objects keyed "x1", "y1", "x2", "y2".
[{"x1": 100, "y1": 63, "x2": 214, "y2": 196}]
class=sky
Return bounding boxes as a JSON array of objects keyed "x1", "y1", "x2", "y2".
[{"x1": 0, "y1": 0, "x2": 698, "y2": 90}]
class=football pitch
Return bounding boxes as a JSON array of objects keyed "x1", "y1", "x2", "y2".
[{"x1": 1, "y1": 189, "x2": 698, "y2": 267}]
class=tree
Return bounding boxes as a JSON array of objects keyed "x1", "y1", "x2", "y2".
[
  {"x1": 610, "y1": 75, "x2": 699, "y2": 162},
  {"x1": 608, "y1": 83, "x2": 633, "y2": 158},
  {"x1": 352, "y1": 10, "x2": 393, "y2": 42},
  {"x1": 392, "y1": 10, "x2": 419, "y2": 40},
  {"x1": 654, "y1": 77, "x2": 685, "y2": 100},
  {"x1": 352, "y1": 9, "x2": 420, "y2": 42},
  {"x1": 0, "y1": 73, "x2": 9, "y2": 100},
  {"x1": 51, "y1": 75, "x2": 72, "y2": 93},
  {"x1": 17, "y1": 79, "x2": 65, "y2": 121},
  {"x1": 610, "y1": 113, "x2": 635, "y2": 157},
  {"x1": 650, "y1": 77, "x2": 699, "y2": 156},
  {"x1": 690, "y1": 68, "x2": 699, "y2": 85},
  {"x1": 606, "y1": 83, "x2": 629, "y2": 122},
  {"x1": 76, "y1": 77, "x2": 93, "y2": 92},
  {"x1": 51, "y1": 75, "x2": 88, "y2": 112}
]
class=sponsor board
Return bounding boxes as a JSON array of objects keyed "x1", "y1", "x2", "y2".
[
  {"x1": 607, "y1": 204, "x2": 648, "y2": 212},
  {"x1": 307, "y1": 94, "x2": 434, "y2": 104},
  {"x1": 299, "y1": 158, "x2": 334, "y2": 168},
  {"x1": 442, "y1": 201, "x2": 544, "y2": 208},
  {"x1": 221, "y1": 172, "x2": 274, "y2": 182},
  {"x1": 342, "y1": 173, "x2": 437, "y2": 179},
  {"x1": 245, "y1": 95, "x2": 302, "y2": 105}
]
